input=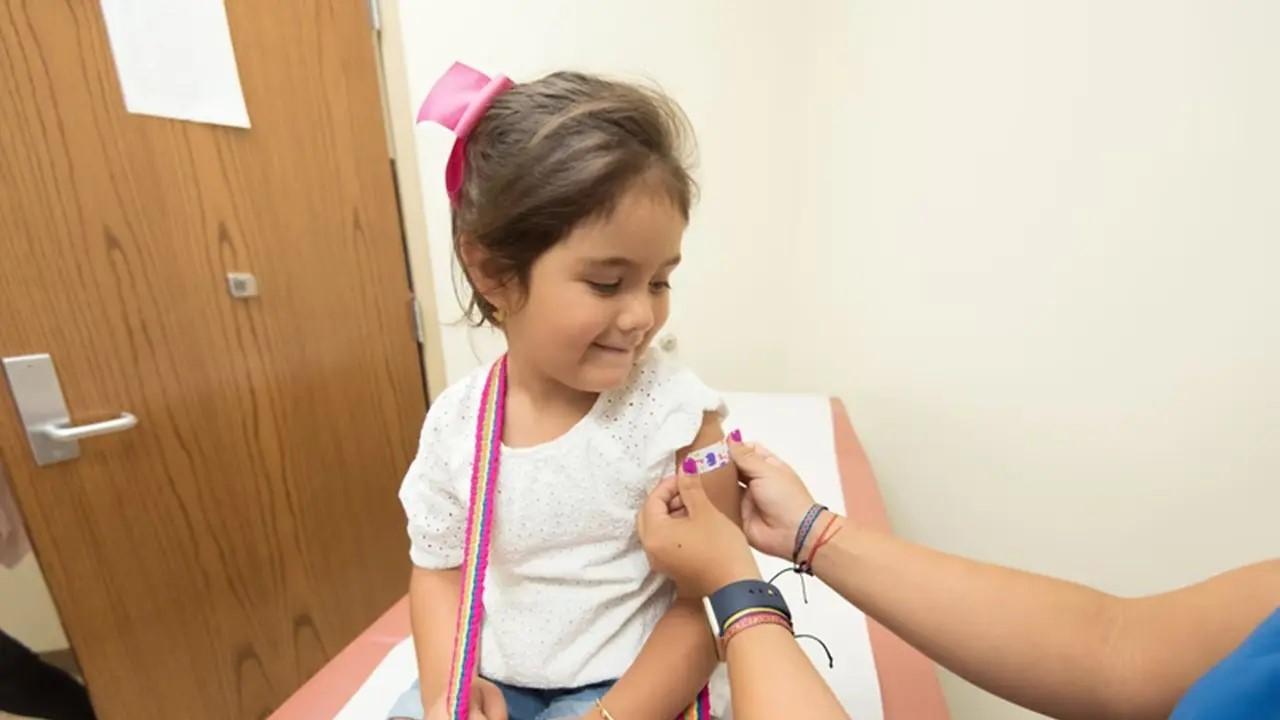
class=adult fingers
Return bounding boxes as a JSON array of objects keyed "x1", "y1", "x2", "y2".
[
  {"x1": 676, "y1": 469, "x2": 712, "y2": 516},
  {"x1": 728, "y1": 439, "x2": 787, "y2": 482},
  {"x1": 639, "y1": 475, "x2": 679, "y2": 539}
]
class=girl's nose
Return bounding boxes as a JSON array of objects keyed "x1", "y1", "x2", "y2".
[{"x1": 617, "y1": 292, "x2": 655, "y2": 335}]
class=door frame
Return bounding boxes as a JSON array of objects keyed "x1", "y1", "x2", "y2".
[{"x1": 370, "y1": 0, "x2": 448, "y2": 401}]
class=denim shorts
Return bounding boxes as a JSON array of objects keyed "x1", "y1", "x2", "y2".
[{"x1": 387, "y1": 677, "x2": 616, "y2": 720}]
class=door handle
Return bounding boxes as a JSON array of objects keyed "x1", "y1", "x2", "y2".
[
  {"x1": 39, "y1": 413, "x2": 138, "y2": 442},
  {"x1": 2, "y1": 354, "x2": 139, "y2": 466}
]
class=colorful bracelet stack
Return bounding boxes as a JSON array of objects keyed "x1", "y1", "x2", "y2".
[
  {"x1": 798, "y1": 512, "x2": 843, "y2": 575},
  {"x1": 707, "y1": 579, "x2": 794, "y2": 656},
  {"x1": 792, "y1": 504, "x2": 826, "y2": 560},
  {"x1": 792, "y1": 504, "x2": 830, "y2": 573},
  {"x1": 720, "y1": 610, "x2": 794, "y2": 653},
  {"x1": 705, "y1": 579, "x2": 838, "y2": 669}
]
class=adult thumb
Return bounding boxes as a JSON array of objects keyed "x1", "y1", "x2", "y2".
[
  {"x1": 728, "y1": 439, "x2": 777, "y2": 480},
  {"x1": 676, "y1": 469, "x2": 712, "y2": 515}
]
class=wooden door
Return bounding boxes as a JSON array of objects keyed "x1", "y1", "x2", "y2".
[{"x1": 0, "y1": 2, "x2": 424, "y2": 718}]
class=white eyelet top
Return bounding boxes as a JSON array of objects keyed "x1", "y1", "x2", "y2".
[{"x1": 398, "y1": 351, "x2": 725, "y2": 689}]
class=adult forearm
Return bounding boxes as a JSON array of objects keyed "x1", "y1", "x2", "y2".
[
  {"x1": 724, "y1": 622, "x2": 847, "y2": 720},
  {"x1": 812, "y1": 519, "x2": 1128, "y2": 719}
]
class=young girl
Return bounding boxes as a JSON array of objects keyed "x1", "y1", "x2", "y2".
[{"x1": 390, "y1": 62, "x2": 740, "y2": 720}]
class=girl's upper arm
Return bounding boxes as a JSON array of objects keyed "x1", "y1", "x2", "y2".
[{"x1": 677, "y1": 411, "x2": 743, "y2": 525}]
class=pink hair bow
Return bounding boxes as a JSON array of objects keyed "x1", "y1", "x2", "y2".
[{"x1": 417, "y1": 62, "x2": 514, "y2": 204}]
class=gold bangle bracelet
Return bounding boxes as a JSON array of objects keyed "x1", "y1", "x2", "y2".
[{"x1": 595, "y1": 697, "x2": 617, "y2": 720}]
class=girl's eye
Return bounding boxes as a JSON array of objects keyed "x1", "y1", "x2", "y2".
[
  {"x1": 650, "y1": 280, "x2": 673, "y2": 293},
  {"x1": 587, "y1": 280, "x2": 622, "y2": 295}
]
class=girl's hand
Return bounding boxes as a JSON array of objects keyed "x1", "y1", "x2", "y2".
[
  {"x1": 728, "y1": 439, "x2": 824, "y2": 560},
  {"x1": 638, "y1": 470, "x2": 760, "y2": 598},
  {"x1": 424, "y1": 678, "x2": 508, "y2": 720}
]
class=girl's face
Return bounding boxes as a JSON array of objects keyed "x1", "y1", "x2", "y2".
[{"x1": 499, "y1": 184, "x2": 685, "y2": 394}]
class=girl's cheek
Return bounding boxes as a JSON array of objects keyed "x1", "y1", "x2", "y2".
[{"x1": 653, "y1": 297, "x2": 672, "y2": 328}]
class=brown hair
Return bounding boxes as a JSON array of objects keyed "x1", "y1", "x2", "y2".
[{"x1": 451, "y1": 71, "x2": 697, "y2": 325}]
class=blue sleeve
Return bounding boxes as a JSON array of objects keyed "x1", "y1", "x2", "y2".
[{"x1": 1171, "y1": 607, "x2": 1280, "y2": 719}]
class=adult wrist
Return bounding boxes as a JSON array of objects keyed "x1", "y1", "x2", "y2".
[
  {"x1": 708, "y1": 550, "x2": 761, "y2": 593},
  {"x1": 798, "y1": 510, "x2": 834, "y2": 556},
  {"x1": 707, "y1": 579, "x2": 792, "y2": 634},
  {"x1": 790, "y1": 503, "x2": 827, "y2": 563},
  {"x1": 805, "y1": 511, "x2": 854, "y2": 577},
  {"x1": 798, "y1": 511, "x2": 846, "y2": 572}
]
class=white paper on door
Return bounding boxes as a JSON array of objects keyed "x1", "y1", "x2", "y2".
[{"x1": 99, "y1": 0, "x2": 251, "y2": 128}]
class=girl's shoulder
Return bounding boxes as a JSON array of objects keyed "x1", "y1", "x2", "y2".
[
  {"x1": 607, "y1": 351, "x2": 720, "y2": 411},
  {"x1": 419, "y1": 361, "x2": 494, "y2": 447},
  {"x1": 593, "y1": 352, "x2": 726, "y2": 466}
]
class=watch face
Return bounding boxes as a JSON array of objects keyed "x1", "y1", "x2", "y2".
[{"x1": 703, "y1": 596, "x2": 724, "y2": 659}]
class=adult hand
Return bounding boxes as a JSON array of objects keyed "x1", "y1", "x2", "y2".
[
  {"x1": 728, "y1": 438, "x2": 824, "y2": 560},
  {"x1": 424, "y1": 677, "x2": 508, "y2": 720},
  {"x1": 638, "y1": 470, "x2": 760, "y2": 598}
]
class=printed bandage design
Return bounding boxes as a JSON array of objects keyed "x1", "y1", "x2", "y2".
[{"x1": 681, "y1": 440, "x2": 731, "y2": 475}]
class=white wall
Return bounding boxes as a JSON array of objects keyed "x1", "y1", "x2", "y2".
[
  {"x1": 0, "y1": 555, "x2": 69, "y2": 653},
  {"x1": 391, "y1": 2, "x2": 1280, "y2": 718},
  {"x1": 1, "y1": 467, "x2": 68, "y2": 652}
]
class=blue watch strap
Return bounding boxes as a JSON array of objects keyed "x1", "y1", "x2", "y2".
[{"x1": 708, "y1": 579, "x2": 791, "y2": 635}]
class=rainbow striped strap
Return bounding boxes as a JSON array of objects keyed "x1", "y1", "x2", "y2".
[
  {"x1": 444, "y1": 357, "x2": 507, "y2": 720},
  {"x1": 677, "y1": 686, "x2": 712, "y2": 719}
]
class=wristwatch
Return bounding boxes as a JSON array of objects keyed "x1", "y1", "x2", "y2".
[{"x1": 707, "y1": 579, "x2": 791, "y2": 634}]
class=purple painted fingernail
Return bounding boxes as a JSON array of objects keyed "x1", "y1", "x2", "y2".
[
  {"x1": 682, "y1": 457, "x2": 698, "y2": 475},
  {"x1": 729, "y1": 429, "x2": 743, "y2": 443}
]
